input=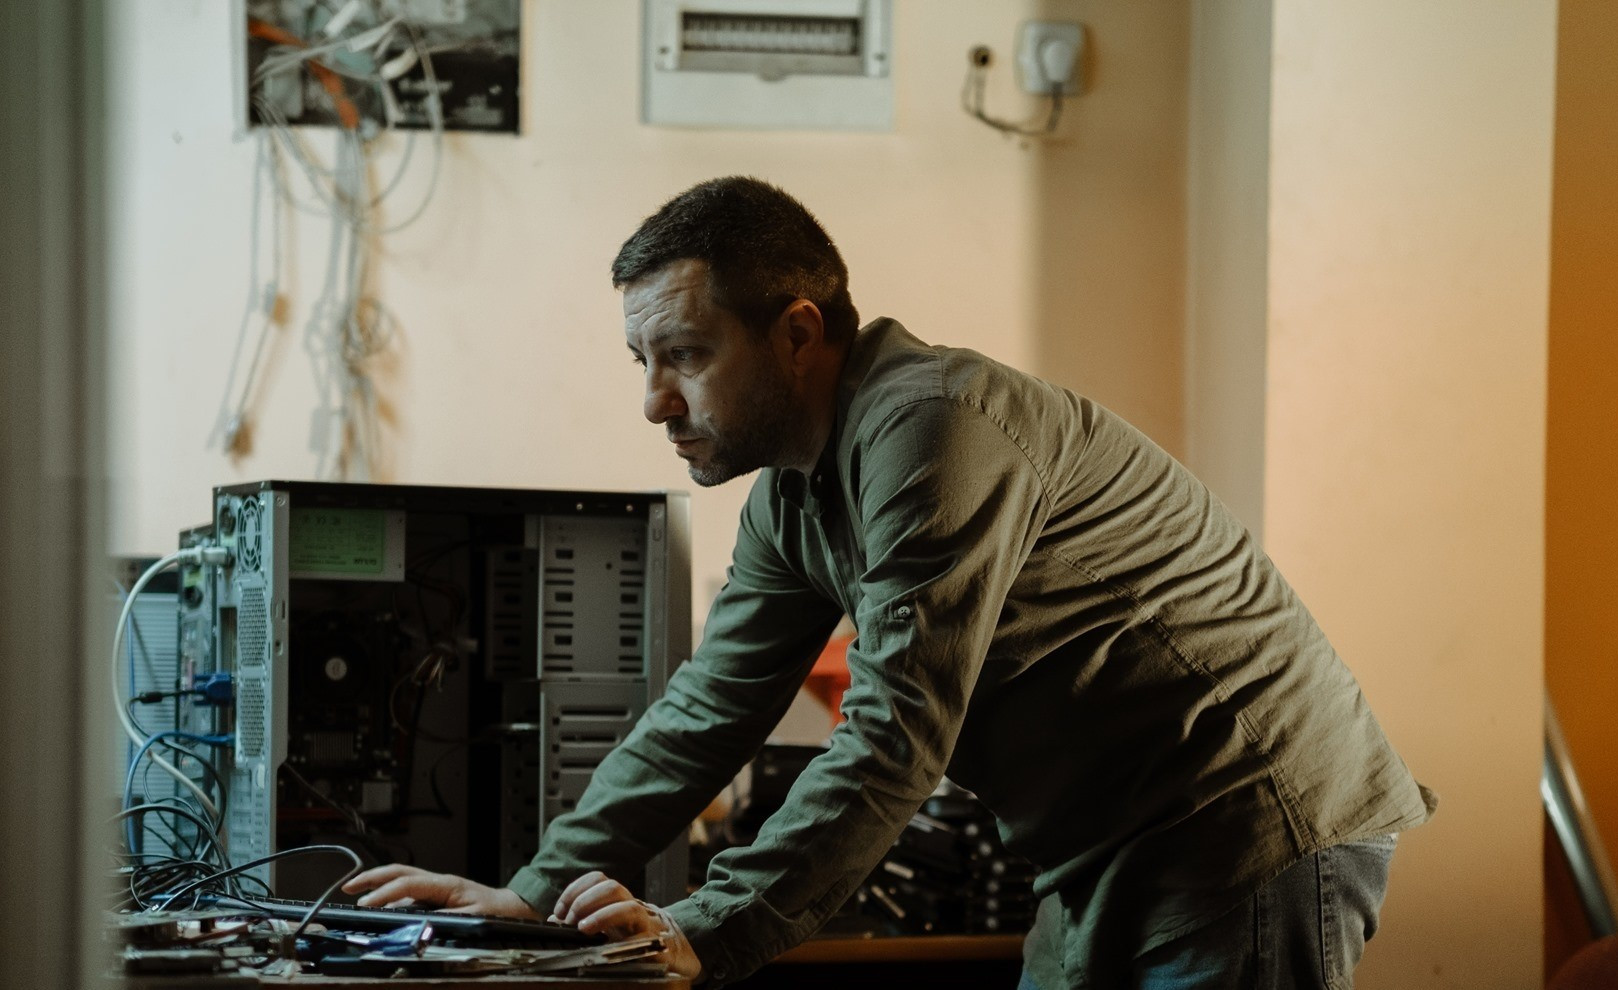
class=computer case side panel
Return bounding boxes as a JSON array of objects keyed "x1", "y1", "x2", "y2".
[
  {"x1": 643, "y1": 493, "x2": 691, "y2": 905},
  {"x1": 216, "y1": 485, "x2": 290, "y2": 887}
]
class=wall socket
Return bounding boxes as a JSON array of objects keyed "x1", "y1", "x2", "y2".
[{"x1": 1016, "y1": 20, "x2": 1083, "y2": 96}]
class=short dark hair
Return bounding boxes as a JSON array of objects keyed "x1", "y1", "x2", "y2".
[{"x1": 611, "y1": 176, "x2": 859, "y2": 345}]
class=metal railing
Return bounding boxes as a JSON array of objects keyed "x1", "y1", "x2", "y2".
[{"x1": 1543, "y1": 697, "x2": 1618, "y2": 937}]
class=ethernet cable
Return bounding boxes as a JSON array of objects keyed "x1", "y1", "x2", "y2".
[{"x1": 122, "y1": 730, "x2": 232, "y2": 857}]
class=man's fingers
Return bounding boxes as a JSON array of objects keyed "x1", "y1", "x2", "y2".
[
  {"x1": 560, "y1": 876, "x2": 632, "y2": 926},
  {"x1": 337, "y1": 868, "x2": 539, "y2": 920},
  {"x1": 341, "y1": 863, "x2": 427, "y2": 895},
  {"x1": 575, "y1": 898, "x2": 659, "y2": 941},
  {"x1": 354, "y1": 873, "x2": 455, "y2": 908},
  {"x1": 548, "y1": 876, "x2": 701, "y2": 981},
  {"x1": 552, "y1": 870, "x2": 608, "y2": 922}
]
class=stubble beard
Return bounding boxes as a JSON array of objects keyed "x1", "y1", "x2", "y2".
[{"x1": 680, "y1": 363, "x2": 800, "y2": 488}]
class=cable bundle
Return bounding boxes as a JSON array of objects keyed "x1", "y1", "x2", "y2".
[{"x1": 221, "y1": 3, "x2": 453, "y2": 480}]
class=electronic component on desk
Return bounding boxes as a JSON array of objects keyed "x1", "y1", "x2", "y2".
[
  {"x1": 717, "y1": 750, "x2": 1038, "y2": 937},
  {"x1": 205, "y1": 895, "x2": 603, "y2": 947},
  {"x1": 730, "y1": 742, "x2": 829, "y2": 836},
  {"x1": 121, "y1": 947, "x2": 239, "y2": 976},
  {"x1": 110, "y1": 909, "x2": 253, "y2": 947},
  {"x1": 312, "y1": 934, "x2": 667, "y2": 978}
]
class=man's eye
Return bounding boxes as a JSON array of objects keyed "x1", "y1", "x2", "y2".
[
  {"x1": 630, "y1": 354, "x2": 646, "y2": 368},
  {"x1": 669, "y1": 348, "x2": 695, "y2": 363}
]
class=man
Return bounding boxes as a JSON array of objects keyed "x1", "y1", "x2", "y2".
[{"x1": 347, "y1": 176, "x2": 1435, "y2": 988}]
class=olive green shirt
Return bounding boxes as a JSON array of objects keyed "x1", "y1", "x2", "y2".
[{"x1": 508, "y1": 319, "x2": 1434, "y2": 986}]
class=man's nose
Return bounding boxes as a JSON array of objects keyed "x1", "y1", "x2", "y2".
[{"x1": 643, "y1": 372, "x2": 687, "y2": 424}]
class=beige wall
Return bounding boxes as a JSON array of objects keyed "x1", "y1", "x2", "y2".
[
  {"x1": 1187, "y1": 3, "x2": 1557, "y2": 983},
  {"x1": 1264, "y1": 2, "x2": 1556, "y2": 986},
  {"x1": 107, "y1": 0, "x2": 1192, "y2": 631},
  {"x1": 1546, "y1": 0, "x2": 1618, "y2": 974},
  {"x1": 1029, "y1": 1, "x2": 1190, "y2": 456},
  {"x1": 1183, "y1": 0, "x2": 1271, "y2": 534}
]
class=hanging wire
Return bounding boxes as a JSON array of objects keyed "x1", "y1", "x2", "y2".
[
  {"x1": 231, "y1": 8, "x2": 450, "y2": 478},
  {"x1": 960, "y1": 46, "x2": 1065, "y2": 139},
  {"x1": 217, "y1": 133, "x2": 285, "y2": 455}
]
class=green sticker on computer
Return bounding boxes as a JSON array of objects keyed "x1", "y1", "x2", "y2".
[{"x1": 289, "y1": 508, "x2": 387, "y2": 575}]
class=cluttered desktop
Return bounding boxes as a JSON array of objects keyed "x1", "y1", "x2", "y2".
[{"x1": 110, "y1": 480, "x2": 1029, "y2": 985}]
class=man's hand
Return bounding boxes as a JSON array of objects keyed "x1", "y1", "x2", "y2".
[
  {"x1": 552, "y1": 871, "x2": 702, "y2": 981},
  {"x1": 341, "y1": 865, "x2": 539, "y2": 918}
]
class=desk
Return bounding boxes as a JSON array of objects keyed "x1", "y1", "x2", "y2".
[
  {"x1": 131, "y1": 971, "x2": 687, "y2": 989},
  {"x1": 729, "y1": 934, "x2": 1024, "y2": 989},
  {"x1": 260, "y1": 976, "x2": 688, "y2": 990},
  {"x1": 776, "y1": 933, "x2": 1024, "y2": 964}
]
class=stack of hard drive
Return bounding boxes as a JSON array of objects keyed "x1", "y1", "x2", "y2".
[
  {"x1": 955, "y1": 811, "x2": 1040, "y2": 934},
  {"x1": 851, "y1": 788, "x2": 1038, "y2": 936},
  {"x1": 711, "y1": 744, "x2": 1037, "y2": 938}
]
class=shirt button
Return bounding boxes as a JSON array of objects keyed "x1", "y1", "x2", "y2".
[{"x1": 895, "y1": 605, "x2": 913, "y2": 619}]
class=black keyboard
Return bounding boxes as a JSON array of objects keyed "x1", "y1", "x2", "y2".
[{"x1": 207, "y1": 895, "x2": 603, "y2": 946}]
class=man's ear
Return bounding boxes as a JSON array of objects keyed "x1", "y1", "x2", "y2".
[{"x1": 778, "y1": 299, "x2": 826, "y2": 372}]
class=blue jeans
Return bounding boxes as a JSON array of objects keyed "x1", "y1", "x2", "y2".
[{"x1": 1018, "y1": 834, "x2": 1398, "y2": 990}]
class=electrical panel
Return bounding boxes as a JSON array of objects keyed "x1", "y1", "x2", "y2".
[
  {"x1": 186, "y1": 481, "x2": 691, "y2": 903},
  {"x1": 642, "y1": 0, "x2": 894, "y2": 130}
]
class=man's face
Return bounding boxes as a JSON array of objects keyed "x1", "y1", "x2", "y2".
[{"x1": 624, "y1": 259, "x2": 800, "y2": 487}]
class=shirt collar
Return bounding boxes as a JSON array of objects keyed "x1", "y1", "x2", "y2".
[
  {"x1": 774, "y1": 320, "x2": 898, "y2": 519},
  {"x1": 775, "y1": 418, "x2": 843, "y2": 520}
]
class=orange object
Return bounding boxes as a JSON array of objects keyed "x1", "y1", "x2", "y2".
[
  {"x1": 247, "y1": 17, "x2": 361, "y2": 130},
  {"x1": 804, "y1": 635, "x2": 853, "y2": 727}
]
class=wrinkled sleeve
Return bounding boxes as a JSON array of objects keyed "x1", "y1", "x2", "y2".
[
  {"x1": 506, "y1": 480, "x2": 844, "y2": 914},
  {"x1": 665, "y1": 397, "x2": 1051, "y2": 985}
]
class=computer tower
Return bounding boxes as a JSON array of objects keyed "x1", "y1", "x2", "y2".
[{"x1": 194, "y1": 481, "x2": 691, "y2": 904}]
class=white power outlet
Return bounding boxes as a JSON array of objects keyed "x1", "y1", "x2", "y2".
[{"x1": 1016, "y1": 21, "x2": 1083, "y2": 96}]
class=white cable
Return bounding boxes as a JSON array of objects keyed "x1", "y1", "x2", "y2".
[
  {"x1": 114, "y1": 549, "x2": 230, "y2": 820},
  {"x1": 218, "y1": 133, "x2": 284, "y2": 452},
  {"x1": 371, "y1": 25, "x2": 444, "y2": 235},
  {"x1": 253, "y1": 17, "x2": 401, "y2": 82},
  {"x1": 241, "y1": 17, "x2": 448, "y2": 479}
]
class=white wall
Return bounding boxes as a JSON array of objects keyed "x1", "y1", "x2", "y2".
[
  {"x1": 107, "y1": 1, "x2": 1191, "y2": 636},
  {"x1": 1028, "y1": 0, "x2": 1191, "y2": 457},
  {"x1": 1263, "y1": 2, "x2": 1556, "y2": 986},
  {"x1": 1186, "y1": 3, "x2": 1555, "y2": 985},
  {"x1": 1183, "y1": 0, "x2": 1269, "y2": 534}
]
